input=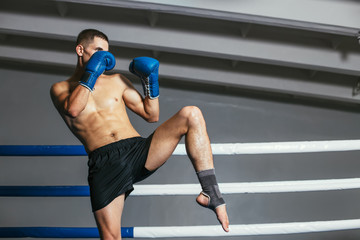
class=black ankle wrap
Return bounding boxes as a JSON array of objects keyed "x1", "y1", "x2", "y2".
[{"x1": 196, "y1": 168, "x2": 225, "y2": 210}]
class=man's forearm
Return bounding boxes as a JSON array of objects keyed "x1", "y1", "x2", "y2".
[
  {"x1": 64, "y1": 85, "x2": 91, "y2": 118},
  {"x1": 143, "y1": 97, "x2": 160, "y2": 122}
]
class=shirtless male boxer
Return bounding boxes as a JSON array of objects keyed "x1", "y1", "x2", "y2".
[{"x1": 50, "y1": 29, "x2": 229, "y2": 239}]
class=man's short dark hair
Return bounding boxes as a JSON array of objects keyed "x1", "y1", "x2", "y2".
[{"x1": 76, "y1": 29, "x2": 109, "y2": 47}]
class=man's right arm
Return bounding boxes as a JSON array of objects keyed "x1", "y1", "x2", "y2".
[
  {"x1": 50, "y1": 83, "x2": 90, "y2": 118},
  {"x1": 50, "y1": 51, "x2": 116, "y2": 118}
]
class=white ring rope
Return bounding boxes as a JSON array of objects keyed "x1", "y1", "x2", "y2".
[
  {"x1": 3, "y1": 141, "x2": 360, "y2": 237},
  {"x1": 173, "y1": 139, "x2": 360, "y2": 155},
  {"x1": 134, "y1": 219, "x2": 360, "y2": 238},
  {"x1": 133, "y1": 178, "x2": 360, "y2": 195}
]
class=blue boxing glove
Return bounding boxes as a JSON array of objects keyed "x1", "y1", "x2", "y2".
[
  {"x1": 79, "y1": 51, "x2": 116, "y2": 92},
  {"x1": 129, "y1": 57, "x2": 159, "y2": 99}
]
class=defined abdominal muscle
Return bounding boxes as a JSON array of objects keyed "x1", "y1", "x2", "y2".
[
  {"x1": 78, "y1": 120, "x2": 140, "y2": 152},
  {"x1": 68, "y1": 108, "x2": 140, "y2": 152}
]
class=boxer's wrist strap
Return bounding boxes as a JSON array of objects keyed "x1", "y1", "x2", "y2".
[{"x1": 79, "y1": 72, "x2": 96, "y2": 92}]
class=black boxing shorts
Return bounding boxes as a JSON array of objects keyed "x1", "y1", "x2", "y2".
[{"x1": 87, "y1": 134, "x2": 156, "y2": 212}]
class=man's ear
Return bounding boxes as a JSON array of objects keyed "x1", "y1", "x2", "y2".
[{"x1": 76, "y1": 44, "x2": 84, "y2": 57}]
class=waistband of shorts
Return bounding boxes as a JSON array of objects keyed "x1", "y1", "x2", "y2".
[{"x1": 88, "y1": 136, "x2": 144, "y2": 158}]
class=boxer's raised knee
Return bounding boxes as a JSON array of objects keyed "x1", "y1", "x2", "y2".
[{"x1": 178, "y1": 106, "x2": 204, "y2": 127}]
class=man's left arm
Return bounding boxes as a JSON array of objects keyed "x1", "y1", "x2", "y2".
[
  {"x1": 123, "y1": 57, "x2": 160, "y2": 122},
  {"x1": 123, "y1": 75, "x2": 159, "y2": 122}
]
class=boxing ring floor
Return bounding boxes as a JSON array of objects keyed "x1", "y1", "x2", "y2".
[{"x1": 1, "y1": 140, "x2": 360, "y2": 238}]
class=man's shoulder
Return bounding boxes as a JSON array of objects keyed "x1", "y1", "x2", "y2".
[{"x1": 50, "y1": 79, "x2": 74, "y2": 96}]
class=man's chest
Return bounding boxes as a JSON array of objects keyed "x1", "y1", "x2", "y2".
[{"x1": 85, "y1": 81, "x2": 124, "y2": 112}]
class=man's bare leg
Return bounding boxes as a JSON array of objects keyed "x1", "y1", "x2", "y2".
[
  {"x1": 146, "y1": 106, "x2": 229, "y2": 232},
  {"x1": 94, "y1": 194, "x2": 125, "y2": 240}
]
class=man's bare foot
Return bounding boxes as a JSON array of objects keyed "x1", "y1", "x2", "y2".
[{"x1": 196, "y1": 192, "x2": 230, "y2": 232}]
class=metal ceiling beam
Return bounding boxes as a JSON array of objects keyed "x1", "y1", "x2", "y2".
[
  {"x1": 1, "y1": 44, "x2": 359, "y2": 104},
  {"x1": 0, "y1": 11, "x2": 359, "y2": 77},
  {"x1": 51, "y1": 0, "x2": 360, "y2": 37}
]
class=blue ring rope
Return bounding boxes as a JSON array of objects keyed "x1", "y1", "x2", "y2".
[
  {"x1": 0, "y1": 186, "x2": 89, "y2": 197},
  {"x1": 0, "y1": 145, "x2": 87, "y2": 156},
  {"x1": 0, "y1": 227, "x2": 134, "y2": 238},
  {"x1": 0, "y1": 147, "x2": 130, "y2": 239}
]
